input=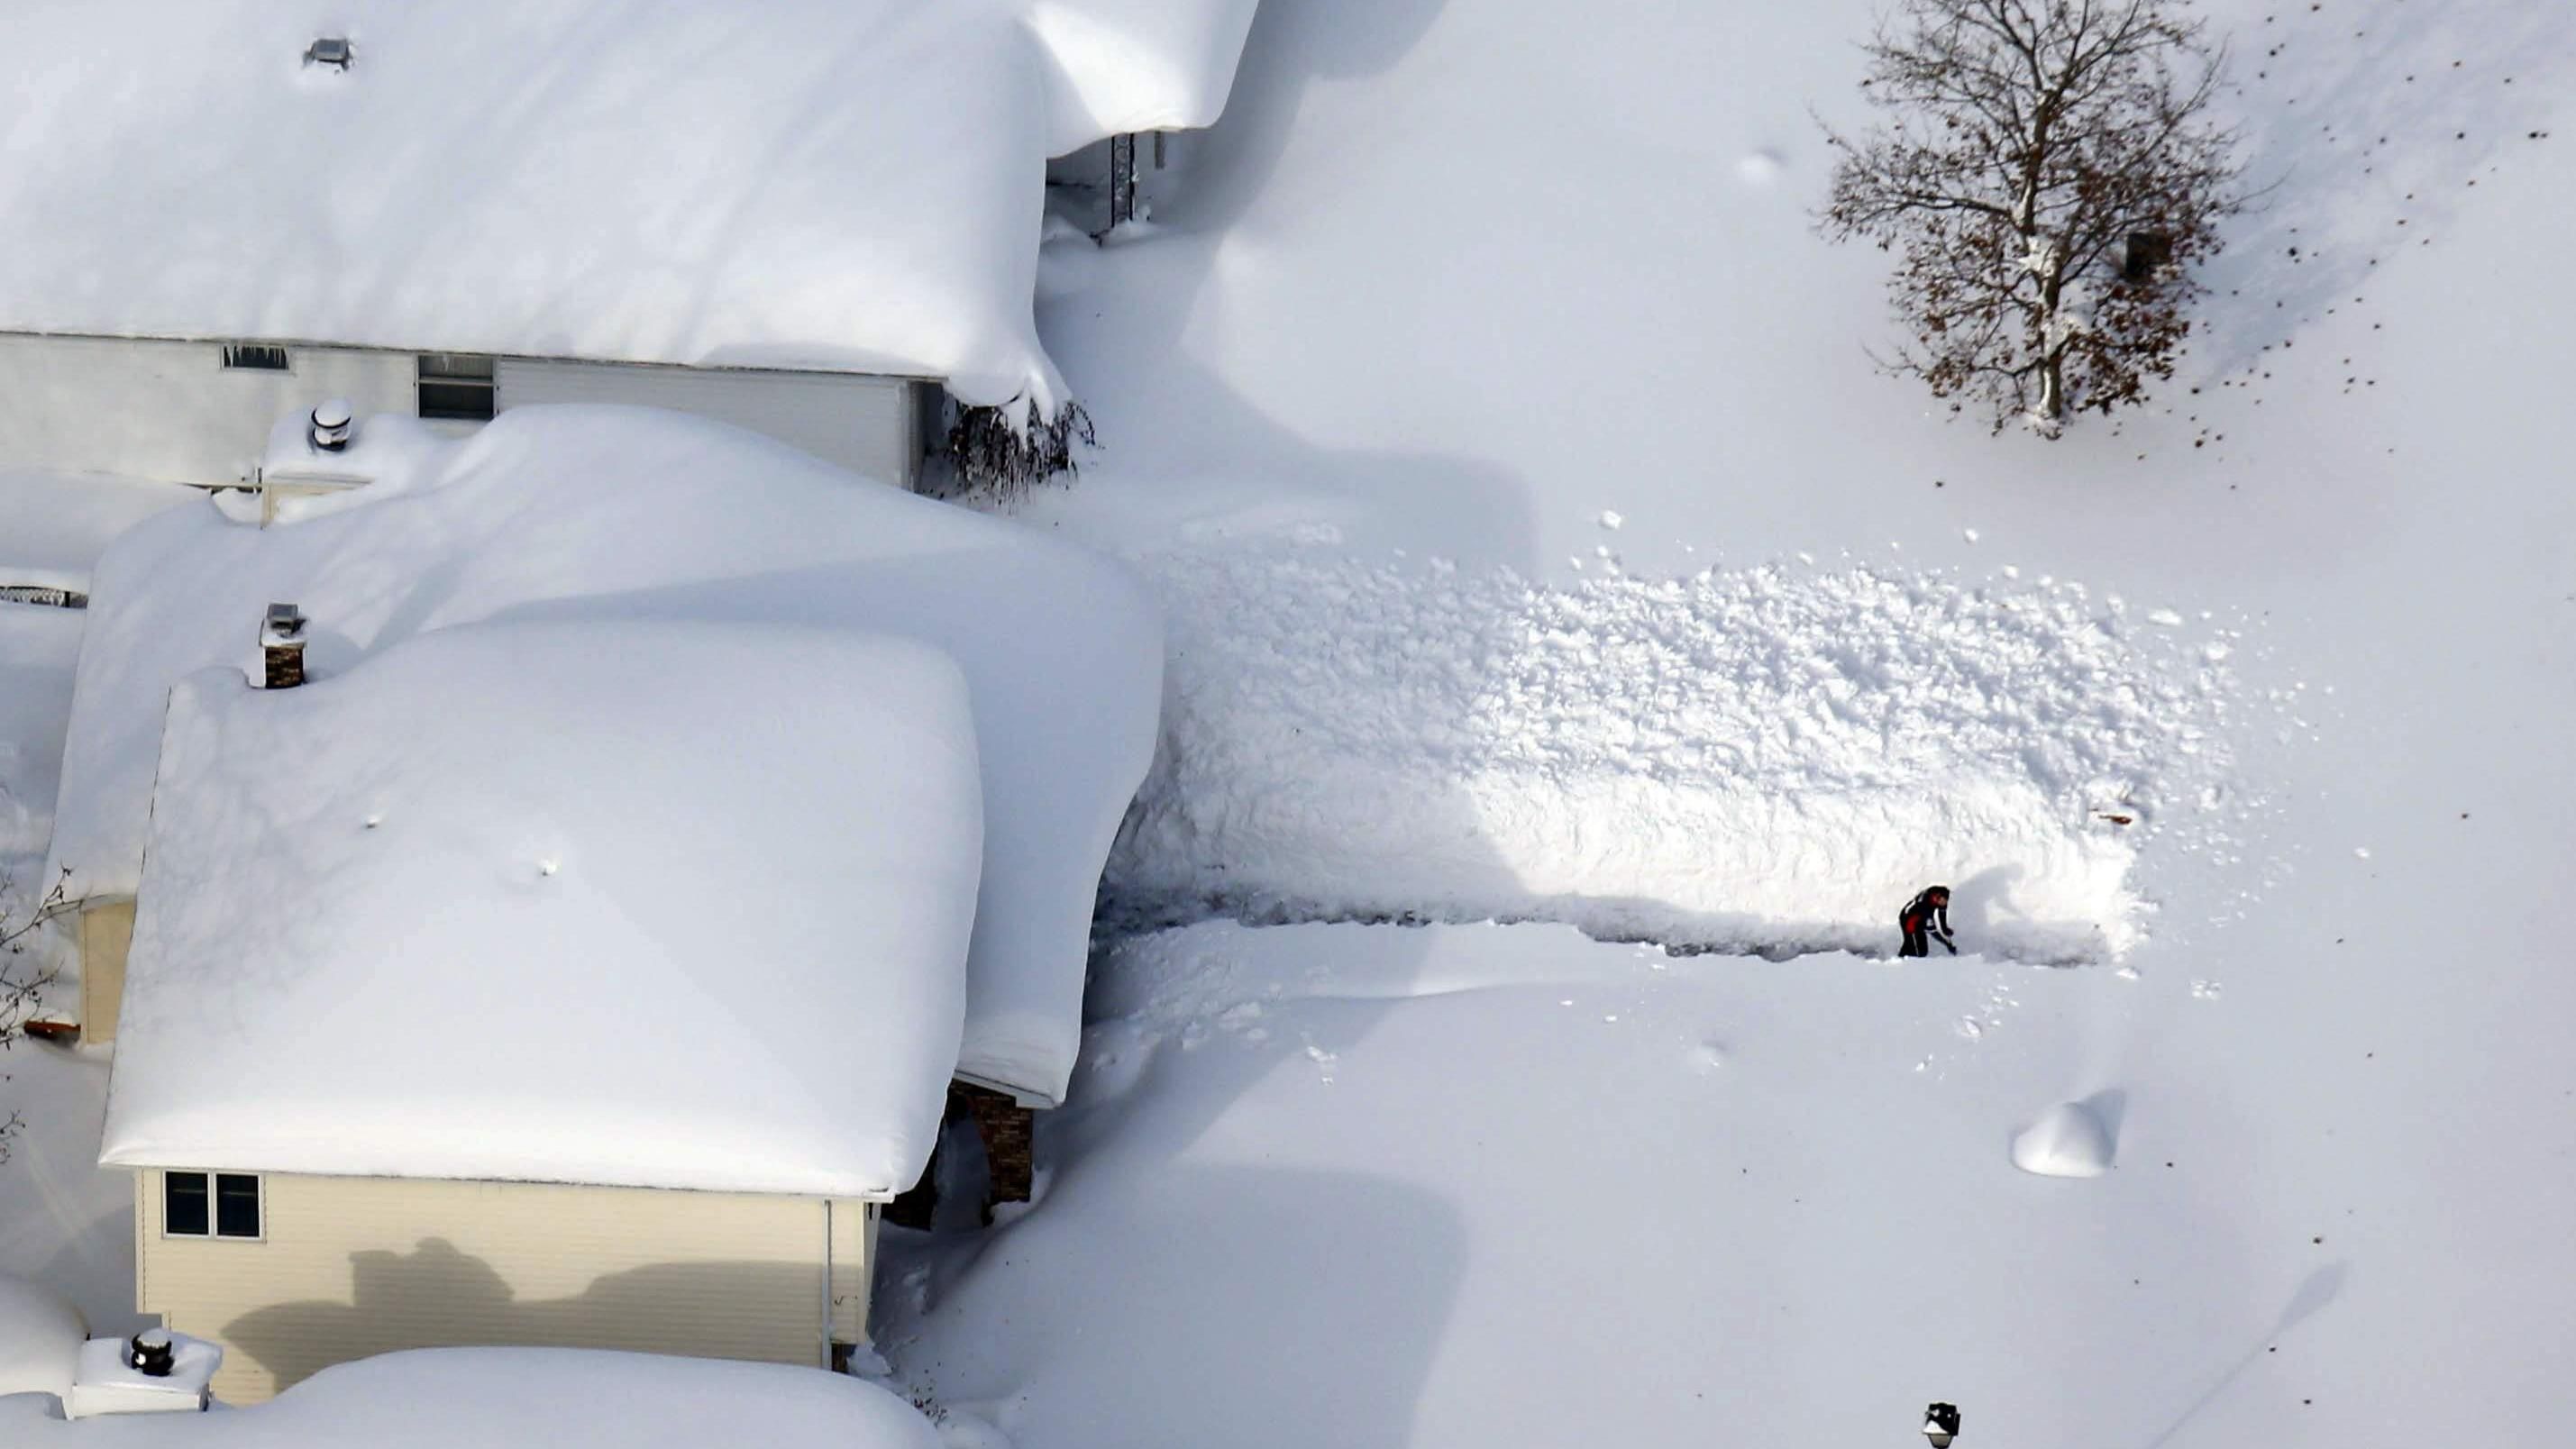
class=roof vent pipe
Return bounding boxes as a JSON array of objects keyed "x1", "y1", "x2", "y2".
[
  {"x1": 127, "y1": 1329, "x2": 176, "y2": 1378},
  {"x1": 261, "y1": 603, "x2": 307, "y2": 689},
  {"x1": 308, "y1": 399, "x2": 352, "y2": 453}
]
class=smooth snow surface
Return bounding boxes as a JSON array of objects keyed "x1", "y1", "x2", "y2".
[
  {"x1": 2012, "y1": 1100, "x2": 2116, "y2": 1179},
  {"x1": 1113, "y1": 547, "x2": 2233, "y2": 960},
  {"x1": 0, "y1": 1272, "x2": 82, "y2": 1402},
  {"x1": 103, "y1": 623, "x2": 981, "y2": 1198},
  {"x1": 0, "y1": 606, "x2": 82, "y2": 886},
  {"x1": 886, "y1": 923, "x2": 2252, "y2": 1448},
  {"x1": 1017, "y1": 0, "x2": 1260, "y2": 152},
  {"x1": 51, "y1": 407, "x2": 1161, "y2": 1107},
  {"x1": 0, "y1": 471, "x2": 193, "y2": 597},
  {"x1": 1, "y1": 2, "x2": 1059, "y2": 408},
  {"x1": 2, "y1": 1347, "x2": 944, "y2": 1447}
]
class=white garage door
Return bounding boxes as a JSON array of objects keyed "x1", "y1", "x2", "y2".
[{"x1": 496, "y1": 360, "x2": 923, "y2": 488}]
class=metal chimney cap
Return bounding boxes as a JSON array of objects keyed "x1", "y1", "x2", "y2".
[
  {"x1": 310, "y1": 398, "x2": 352, "y2": 429},
  {"x1": 264, "y1": 601, "x2": 307, "y2": 637},
  {"x1": 305, "y1": 36, "x2": 354, "y2": 69}
]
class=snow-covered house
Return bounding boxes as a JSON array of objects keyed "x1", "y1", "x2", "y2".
[
  {"x1": 100, "y1": 620, "x2": 984, "y2": 1404},
  {"x1": 45, "y1": 406, "x2": 1161, "y2": 1177},
  {"x1": 0, "y1": 0, "x2": 1257, "y2": 492}
]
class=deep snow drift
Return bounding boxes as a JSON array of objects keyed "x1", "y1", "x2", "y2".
[
  {"x1": 884, "y1": 921, "x2": 2335, "y2": 1449},
  {"x1": 1110, "y1": 541, "x2": 2243, "y2": 960}
]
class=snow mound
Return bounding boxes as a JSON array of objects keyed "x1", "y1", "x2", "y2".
[
  {"x1": 2011, "y1": 1101, "x2": 2115, "y2": 1179},
  {"x1": 0, "y1": 1272, "x2": 82, "y2": 1403},
  {"x1": 1110, "y1": 546, "x2": 2234, "y2": 961}
]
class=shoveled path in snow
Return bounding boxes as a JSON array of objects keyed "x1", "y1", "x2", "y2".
[{"x1": 1102, "y1": 544, "x2": 2253, "y2": 964}]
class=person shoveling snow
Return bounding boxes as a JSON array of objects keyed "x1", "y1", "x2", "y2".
[{"x1": 1898, "y1": 885, "x2": 1956, "y2": 957}]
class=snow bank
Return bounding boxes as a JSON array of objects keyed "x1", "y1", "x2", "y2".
[
  {"x1": 0, "y1": 1272, "x2": 82, "y2": 1404},
  {"x1": 0, "y1": 2, "x2": 1058, "y2": 409},
  {"x1": 4, "y1": 1346, "x2": 944, "y2": 1447},
  {"x1": 50, "y1": 406, "x2": 1160, "y2": 1107},
  {"x1": 102, "y1": 623, "x2": 981, "y2": 1198},
  {"x1": 1111, "y1": 544, "x2": 2233, "y2": 961}
]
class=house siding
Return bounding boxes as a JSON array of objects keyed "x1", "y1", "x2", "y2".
[
  {"x1": 76, "y1": 899, "x2": 134, "y2": 1045},
  {"x1": 133, "y1": 1170, "x2": 855, "y2": 1405},
  {"x1": 0, "y1": 333, "x2": 935, "y2": 491},
  {"x1": 492, "y1": 359, "x2": 926, "y2": 489},
  {"x1": 0, "y1": 334, "x2": 420, "y2": 487}
]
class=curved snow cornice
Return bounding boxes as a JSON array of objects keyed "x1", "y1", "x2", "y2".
[{"x1": 1017, "y1": 0, "x2": 1264, "y2": 155}]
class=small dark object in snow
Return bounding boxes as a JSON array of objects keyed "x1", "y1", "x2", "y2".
[
  {"x1": 304, "y1": 36, "x2": 353, "y2": 70},
  {"x1": 1923, "y1": 1402, "x2": 1963, "y2": 1447}
]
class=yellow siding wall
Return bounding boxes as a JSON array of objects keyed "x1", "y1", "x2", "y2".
[
  {"x1": 78, "y1": 900, "x2": 134, "y2": 1045},
  {"x1": 828, "y1": 1200, "x2": 877, "y2": 1344},
  {"x1": 134, "y1": 1171, "x2": 866, "y2": 1404}
]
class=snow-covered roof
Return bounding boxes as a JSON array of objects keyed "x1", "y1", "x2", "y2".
[
  {"x1": 0, "y1": 2, "x2": 1064, "y2": 409},
  {"x1": 100, "y1": 621, "x2": 982, "y2": 1197},
  {"x1": 50, "y1": 406, "x2": 1162, "y2": 1108}
]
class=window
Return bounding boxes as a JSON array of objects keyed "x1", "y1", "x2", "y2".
[
  {"x1": 164, "y1": 1171, "x2": 261, "y2": 1239},
  {"x1": 417, "y1": 353, "x2": 497, "y2": 421},
  {"x1": 221, "y1": 343, "x2": 290, "y2": 371}
]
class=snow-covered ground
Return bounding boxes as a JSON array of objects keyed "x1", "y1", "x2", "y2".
[
  {"x1": 5, "y1": 0, "x2": 2575, "y2": 1444},
  {"x1": 882, "y1": 0, "x2": 2576, "y2": 1444}
]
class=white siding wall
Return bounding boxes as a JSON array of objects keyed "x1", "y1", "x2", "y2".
[
  {"x1": 496, "y1": 360, "x2": 923, "y2": 488},
  {"x1": 0, "y1": 333, "x2": 932, "y2": 489},
  {"x1": 0, "y1": 334, "x2": 419, "y2": 487},
  {"x1": 133, "y1": 1170, "x2": 866, "y2": 1405}
]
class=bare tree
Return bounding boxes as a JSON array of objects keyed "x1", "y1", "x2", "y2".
[
  {"x1": 0, "y1": 870, "x2": 68, "y2": 1163},
  {"x1": 1821, "y1": 0, "x2": 2242, "y2": 433}
]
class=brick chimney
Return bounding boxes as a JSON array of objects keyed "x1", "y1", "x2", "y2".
[{"x1": 261, "y1": 603, "x2": 307, "y2": 689}]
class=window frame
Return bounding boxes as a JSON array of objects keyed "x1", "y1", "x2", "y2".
[
  {"x1": 162, "y1": 1170, "x2": 265, "y2": 1242},
  {"x1": 416, "y1": 353, "x2": 498, "y2": 422},
  {"x1": 220, "y1": 343, "x2": 291, "y2": 372}
]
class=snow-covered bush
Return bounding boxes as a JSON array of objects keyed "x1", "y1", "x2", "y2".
[{"x1": 945, "y1": 400, "x2": 1097, "y2": 499}]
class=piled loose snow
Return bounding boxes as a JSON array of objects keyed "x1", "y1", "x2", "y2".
[
  {"x1": 104, "y1": 623, "x2": 982, "y2": 1198},
  {"x1": 1112, "y1": 545, "x2": 2233, "y2": 960},
  {"x1": 0, "y1": 1346, "x2": 944, "y2": 1447},
  {"x1": 0, "y1": 1272, "x2": 82, "y2": 1403},
  {"x1": 2011, "y1": 1101, "x2": 2116, "y2": 1179},
  {"x1": 52, "y1": 406, "x2": 1161, "y2": 1108}
]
